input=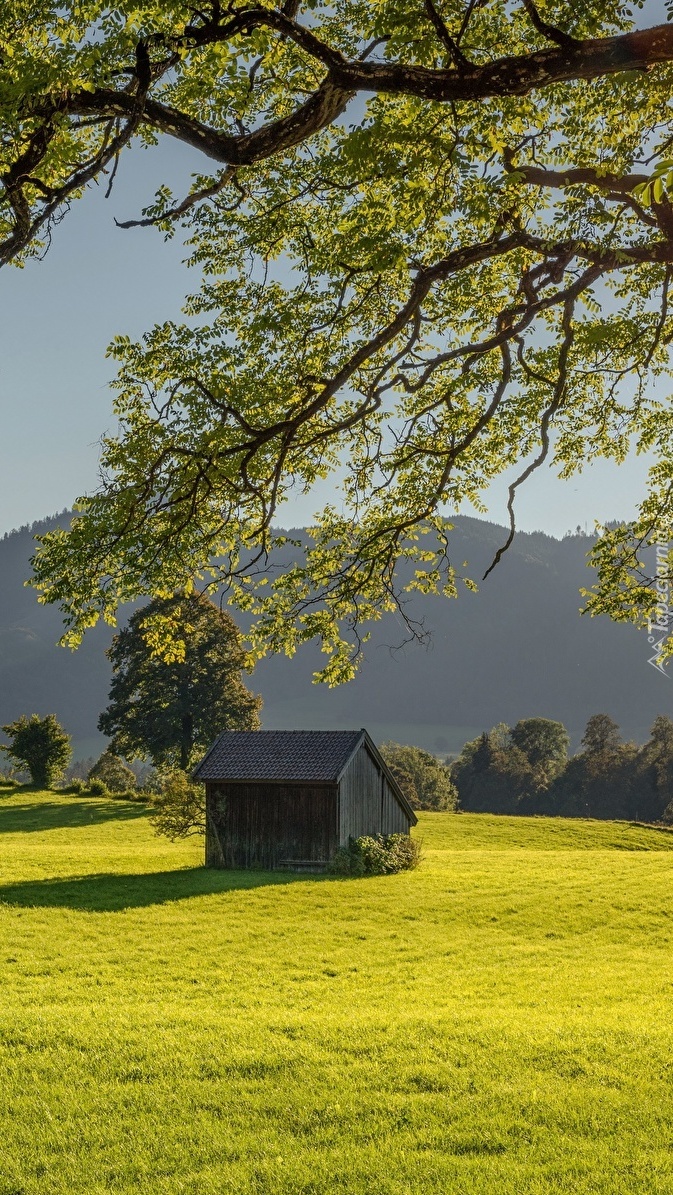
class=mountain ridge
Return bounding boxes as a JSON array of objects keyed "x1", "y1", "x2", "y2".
[{"x1": 0, "y1": 512, "x2": 667, "y2": 757}]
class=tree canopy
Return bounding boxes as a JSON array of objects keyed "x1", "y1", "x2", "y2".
[
  {"x1": 0, "y1": 714, "x2": 71, "y2": 788},
  {"x1": 451, "y1": 713, "x2": 673, "y2": 821},
  {"x1": 7, "y1": 3, "x2": 673, "y2": 675},
  {"x1": 510, "y1": 717, "x2": 569, "y2": 779},
  {"x1": 99, "y1": 593, "x2": 261, "y2": 769},
  {"x1": 88, "y1": 748, "x2": 137, "y2": 793},
  {"x1": 451, "y1": 716, "x2": 569, "y2": 813},
  {"x1": 379, "y1": 741, "x2": 457, "y2": 810}
]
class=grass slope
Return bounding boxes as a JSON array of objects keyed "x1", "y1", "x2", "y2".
[{"x1": 2, "y1": 794, "x2": 673, "y2": 1194}]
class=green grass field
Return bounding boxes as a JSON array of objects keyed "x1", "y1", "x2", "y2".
[{"x1": 2, "y1": 792, "x2": 673, "y2": 1194}]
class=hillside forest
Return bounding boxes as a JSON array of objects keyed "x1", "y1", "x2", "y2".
[{"x1": 1, "y1": 513, "x2": 671, "y2": 758}]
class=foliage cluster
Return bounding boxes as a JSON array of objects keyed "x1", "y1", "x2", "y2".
[
  {"x1": 53, "y1": 751, "x2": 146, "y2": 801},
  {"x1": 149, "y1": 770, "x2": 207, "y2": 840},
  {"x1": 66, "y1": 756, "x2": 156, "y2": 788},
  {"x1": 87, "y1": 749, "x2": 137, "y2": 794},
  {"x1": 452, "y1": 714, "x2": 673, "y2": 821},
  {"x1": 380, "y1": 742, "x2": 458, "y2": 811},
  {"x1": 99, "y1": 594, "x2": 261, "y2": 771},
  {"x1": 329, "y1": 833, "x2": 421, "y2": 876},
  {"x1": 61, "y1": 779, "x2": 87, "y2": 795},
  {"x1": 0, "y1": 714, "x2": 71, "y2": 788},
  {"x1": 7, "y1": 3, "x2": 673, "y2": 678}
]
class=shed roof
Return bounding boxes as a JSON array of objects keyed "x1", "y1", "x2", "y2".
[{"x1": 193, "y1": 729, "x2": 365, "y2": 783}]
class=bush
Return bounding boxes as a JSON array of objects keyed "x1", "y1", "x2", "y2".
[
  {"x1": 87, "y1": 779, "x2": 108, "y2": 797},
  {"x1": 88, "y1": 749, "x2": 137, "y2": 793},
  {"x1": 62, "y1": 779, "x2": 85, "y2": 795},
  {"x1": 115, "y1": 788, "x2": 148, "y2": 803},
  {"x1": 329, "y1": 833, "x2": 421, "y2": 876},
  {"x1": 149, "y1": 771, "x2": 206, "y2": 840}
]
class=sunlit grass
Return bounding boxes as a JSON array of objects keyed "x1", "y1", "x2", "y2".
[{"x1": 2, "y1": 792, "x2": 673, "y2": 1193}]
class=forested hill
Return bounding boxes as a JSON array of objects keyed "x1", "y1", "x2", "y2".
[{"x1": 0, "y1": 513, "x2": 669, "y2": 757}]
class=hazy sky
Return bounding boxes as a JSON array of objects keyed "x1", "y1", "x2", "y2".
[{"x1": 0, "y1": 18, "x2": 664, "y2": 539}]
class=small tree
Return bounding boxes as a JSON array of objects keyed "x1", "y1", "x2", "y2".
[
  {"x1": 622, "y1": 715, "x2": 673, "y2": 823},
  {"x1": 510, "y1": 718, "x2": 570, "y2": 786},
  {"x1": 150, "y1": 772, "x2": 206, "y2": 840},
  {"x1": 1, "y1": 714, "x2": 71, "y2": 788},
  {"x1": 581, "y1": 714, "x2": 623, "y2": 757},
  {"x1": 88, "y1": 749, "x2": 137, "y2": 794},
  {"x1": 380, "y1": 742, "x2": 457, "y2": 811},
  {"x1": 99, "y1": 593, "x2": 262, "y2": 771},
  {"x1": 549, "y1": 714, "x2": 636, "y2": 820}
]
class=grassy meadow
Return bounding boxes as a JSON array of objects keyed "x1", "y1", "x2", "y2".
[{"x1": 2, "y1": 792, "x2": 673, "y2": 1193}]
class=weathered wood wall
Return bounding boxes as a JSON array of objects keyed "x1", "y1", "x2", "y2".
[
  {"x1": 206, "y1": 782, "x2": 337, "y2": 869},
  {"x1": 380, "y1": 774, "x2": 410, "y2": 836},
  {"x1": 338, "y1": 743, "x2": 410, "y2": 843}
]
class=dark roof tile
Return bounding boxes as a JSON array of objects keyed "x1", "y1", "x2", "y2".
[{"x1": 193, "y1": 730, "x2": 365, "y2": 782}]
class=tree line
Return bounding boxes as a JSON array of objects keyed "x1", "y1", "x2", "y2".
[{"x1": 450, "y1": 715, "x2": 673, "y2": 823}]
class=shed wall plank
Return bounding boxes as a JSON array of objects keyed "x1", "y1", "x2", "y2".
[
  {"x1": 338, "y1": 744, "x2": 412, "y2": 842},
  {"x1": 381, "y1": 779, "x2": 410, "y2": 833},
  {"x1": 206, "y1": 782, "x2": 337, "y2": 869}
]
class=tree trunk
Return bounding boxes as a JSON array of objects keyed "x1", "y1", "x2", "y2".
[{"x1": 180, "y1": 712, "x2": 193, "y2": 772}]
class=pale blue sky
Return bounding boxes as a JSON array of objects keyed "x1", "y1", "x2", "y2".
[{"x1": 0, "y1": 35, "x2": 662, "y2": 539}]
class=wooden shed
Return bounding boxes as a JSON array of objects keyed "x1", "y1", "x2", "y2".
[{"x1": 192, "y1": 729, "x2": 417, "y2": 871}]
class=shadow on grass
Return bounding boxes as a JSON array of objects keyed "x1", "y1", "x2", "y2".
[
  {"x1": 0, "y1": 866, "x2": 323, "y2": 911},
  {"x1": 0, "y1": 798, "x2": 151, "y2": 835}
]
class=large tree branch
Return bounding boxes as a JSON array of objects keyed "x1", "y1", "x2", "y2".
[
  {"x1": 507, "y1": 159, "x2": 666, "y2": 231},
  {"x1": 109, "y1": 238, "x2": 620, "y2": 558},
  {"x1": 324, "y1": 22, "x2": 673, "y2": 99},
  {"x1": 0, "y1": 41, "x2": 154, "y2": 265},
  {"x1": 25, "y1": 23, "x2": 673, "y2": 169},
  {"x1": 509, "y1": 163, "x2": 649, "y2": 193},
  {"x1": 60, "y1": 75, "x2": 354, "y2": 166},
  {"x1": 222, "y1": 230, "x2": 530, "y2": 450},
  {"x1": 4, "y1": 17, "x2": 673, "y2": 269},
  {"x1": 175, "y1": 12, "x2": 673, "y2": 101}
]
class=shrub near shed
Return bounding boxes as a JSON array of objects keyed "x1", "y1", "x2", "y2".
[{"x1": 330, "y1": 834, "x2": 421, "y2": 876}]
